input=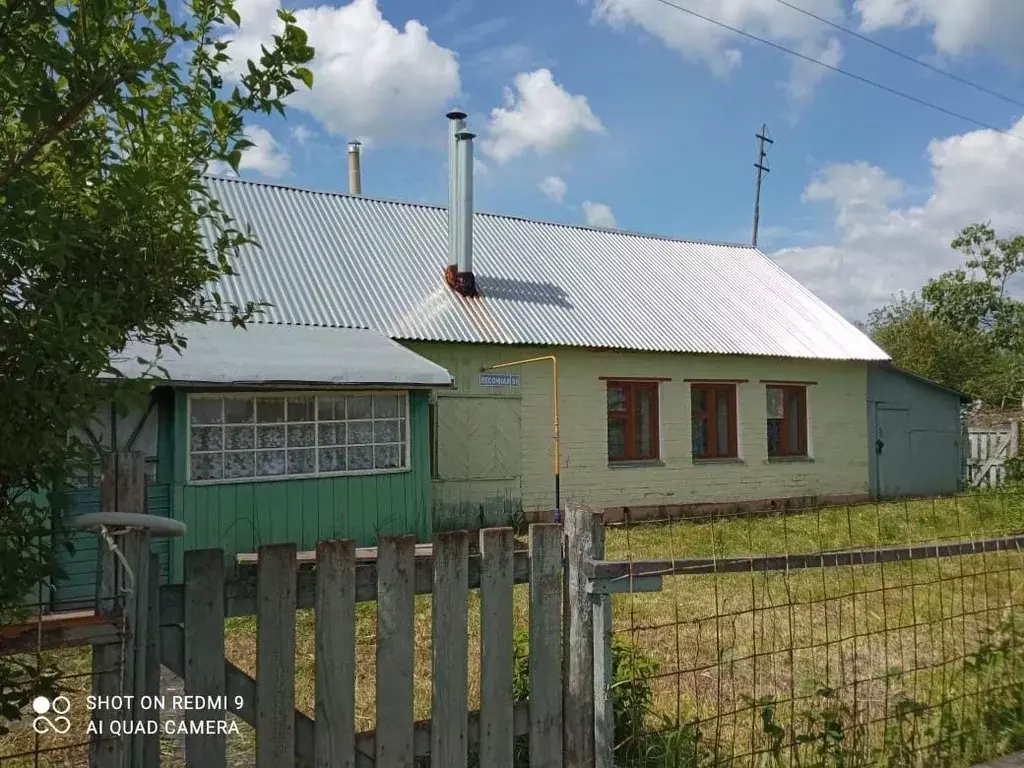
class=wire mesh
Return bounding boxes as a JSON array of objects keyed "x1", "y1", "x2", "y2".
[
  {"x1": 0, "y1": 536, "x2": 128, "y2": 767},
  {"x1": 605, "y1": 488, "x2": 1024, "y2": 767}
]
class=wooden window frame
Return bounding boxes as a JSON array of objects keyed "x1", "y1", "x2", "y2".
[
  {"x1": 766, "y1": 385, "x2": 808, "y2": 458},
  {"x1": 690, "y1": 383, "x2": 738, "y2": 459},
  {"x1": 606, "y1": 380, "x2": 660, "y2": 462}
]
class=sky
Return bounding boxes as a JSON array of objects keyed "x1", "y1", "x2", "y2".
[{"x1": 218, "y1": 0, "x2": 1024, "y2": 321}]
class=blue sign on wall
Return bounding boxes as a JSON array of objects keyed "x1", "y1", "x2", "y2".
[{"x1": 479, "y1": 372, "x2": 520, "y2": 387}]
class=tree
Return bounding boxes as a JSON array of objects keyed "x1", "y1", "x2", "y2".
[
  {"x1": 0, "y1": 0, "x2": 313, "y2": 731},
  {"x1": 865, "y1": 224, "x2": 1024, "y2": 407}
]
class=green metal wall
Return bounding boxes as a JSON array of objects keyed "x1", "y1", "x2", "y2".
[
  {"x1": 167, "y1": 389, "x2": 433, "y2": 580},
  {"x1": 867, "y1": 365, "x2": 964, "y2": 498}
]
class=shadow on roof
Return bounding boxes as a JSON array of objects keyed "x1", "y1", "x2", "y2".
[{"x1": 474, "y1": 275, "x2": 573, "y2": 308}]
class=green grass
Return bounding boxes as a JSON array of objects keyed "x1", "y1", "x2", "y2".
[{"x1": 2, "y1": 490, "x2": 1022, "y2": 766}]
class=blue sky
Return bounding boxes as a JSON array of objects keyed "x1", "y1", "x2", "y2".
[{"x1": 221, "y1": 0, "x2": 1024, "y2": 319}]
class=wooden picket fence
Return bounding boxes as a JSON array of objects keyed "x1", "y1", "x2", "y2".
[
  {"x1": 154, "y1": 526, "x2": 565, "y2": 767},
  {"x1": 968, "y1": 420, "x2": 1020, "y2": 487}
]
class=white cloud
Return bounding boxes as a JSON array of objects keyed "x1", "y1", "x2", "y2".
[
  {"x1": 481, "y1": 69, "x2": 604, "y2": 164},
  {"x1": 855, "y1": 0, "x2": 1024, "y2": 63},
  {"x1": 224, "y1": 0, "x2": 460, "y2": 143},
  {"x1": 539, "y1": 175, "x2": 568, "y2": 204},
  {"x1": 771, "y1": 117, "x2": 1024, "y2": 320},
  {"x1": 589, "y1": 0, "x2": 844, "y2": 99},
  {"x1": 784, "y1": 36, "x2": 843, "y2": 103},
  {"x1": 582, "y1": 201, "x2": 616, "y2": 228},
  {"x1": 210, "y1": 125, "x2": 291, "y2": 178},
  {"x1": 291, "y1": 125, "x2": 315, "y2": 145}
]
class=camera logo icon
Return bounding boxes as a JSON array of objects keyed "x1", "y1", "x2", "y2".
[{"x1": 31, "y1": 696, "x2": 72, "y2": 735}]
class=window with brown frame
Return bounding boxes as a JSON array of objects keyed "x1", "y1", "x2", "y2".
[
  {"x1": 606, "y1": 380, "x2": 659, "y2": 462},
  {"x1": 766, "y1": 385, "x2": 807, "y2": 457},
  {"x1": 691, "y1": 384, "x2": 737, "y2": 459}
]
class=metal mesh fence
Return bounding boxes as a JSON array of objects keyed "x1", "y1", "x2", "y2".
[
  {"x1": 0, "y1": 539, "x2": 128, "y2": 767},
  {"x1": 605, "y1": 488, "x2": 1024, "y2": 767}
]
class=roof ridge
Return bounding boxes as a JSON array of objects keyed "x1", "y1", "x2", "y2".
[{"x1": 203, "y1": 174, "x2": 759, "y2": 251}]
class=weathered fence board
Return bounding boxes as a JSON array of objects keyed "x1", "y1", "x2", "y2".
[
  {"x1": 529, "y1": 523, "x2": 564, "y2": 768},
  {"x1": 315, "y1": 539, "x2": 357, "y2": 768},
  {"x1": 479, "y1": 527, "x2": 515, "y2": 767},
  {"x1": 184, "y1": 549, "x2": 227, "y2": 767},
  {"x1": 564, "y1": 509, "x2": 596, "y2": 766},
  {"x1": 376, "y1": 536, "x2": 416, "y2": 768},
  {"x1": 431, "y1": 531, "x2": 470, "y2": 767},
  {"x1": 968, "y1": 421, "x2": 1019, "y2": 487},
  {"x1": 256, "y1": 544, "x2": 297, "y2": 767}
]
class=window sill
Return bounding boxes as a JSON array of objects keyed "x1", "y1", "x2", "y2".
[
  {"x1": 692, "y1": 457, "x2": 744, "y2": 465},
  {"x1": 767, "y1": 456, "x2": 814, "y2": 464},
  {"x1": 608, "y1": 459, "x2": 665, "y2": 469}
]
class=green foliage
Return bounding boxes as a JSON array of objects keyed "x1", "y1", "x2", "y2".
[
  {"x1": 865, "y1": 223, "x2": 1024, "y2": 407},
  {"x1": 0, "y1": 0, "x2": 313, "y2": 733}
]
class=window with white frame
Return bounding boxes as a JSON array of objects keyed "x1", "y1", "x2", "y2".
[{"x1": 188, "y1": 392, "x2": 408, "y2": 482}]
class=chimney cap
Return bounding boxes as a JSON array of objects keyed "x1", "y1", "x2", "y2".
[
  {"x1": 347, "y1": 140, "x2": 362, "y2": 151},
  {"x1": 455, "y1": 128, "x2": 476, "y2": 140},
  {"x1": 446, "y1": 108, "x2": 468, "y2": 120}
]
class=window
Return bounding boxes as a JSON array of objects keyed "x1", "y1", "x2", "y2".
[
  {"x1": 188, "y1": 392, "x2": 408, "y2": 483},
  {"x1": 606, "y1": 381, "x2": 659, "y2": 462},
  {"x1": 766, "y1": 386, "x2": 807, "y2": 457},
  {"x1": 690, "y1": 384, "x2": 737, "y2": 459}
]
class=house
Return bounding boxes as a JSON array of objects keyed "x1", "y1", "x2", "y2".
[
  {"x1": 185, "y1": 110, "x2": 908, "y2": 531},
  {"x1": 52, "y1": 321, "x2": 451, "y2": 609}
]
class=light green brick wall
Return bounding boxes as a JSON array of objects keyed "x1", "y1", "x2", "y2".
[{"x1": 407, "y1": 342, "x2": 871, "y2": 515}]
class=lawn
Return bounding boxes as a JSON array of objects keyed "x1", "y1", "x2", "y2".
[{"x1": 2, "y1": 490, "x2": 1023, "y2": 766}]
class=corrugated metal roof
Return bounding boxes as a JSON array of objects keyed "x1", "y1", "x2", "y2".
[
  {"x1": 110, "y1": 322, "x2": 453, "y2": 387},
  {"x1": 201, "y1": 176, "x2": 889, "y2": 361}
]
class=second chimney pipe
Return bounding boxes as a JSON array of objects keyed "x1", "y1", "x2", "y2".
[
  {"x1": 446, "y1": 109, "x2": 466, "y2": 271},
  {"x1": 455, "y1": 126, "x2": 477, "y2": 295},
  {"x1": 347, "y1": 140, "x2": 362, "y2": 195}
]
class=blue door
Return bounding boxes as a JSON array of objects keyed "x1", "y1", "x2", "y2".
[{"x1": 876, "y1": 406, "x2": 911, "y2": 498}]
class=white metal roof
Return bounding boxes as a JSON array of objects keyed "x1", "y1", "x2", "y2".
[
  {"x1": 200, "y1": 176, "x2": 889, "y2": 362},
  {"x1": 110, "y1": 322, "x2": 453, "y2": 387}
]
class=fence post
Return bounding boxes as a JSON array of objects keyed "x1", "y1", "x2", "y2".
[
  {"x1": 314, "y1": 539, "x2": 356, "y2": 768},
  {"x1": 432, "y1": 531, "x2": 469, "y2": 767},
  {"x1": 591, "y1": 514, "x2": 613, "y2": 768},
  {"x1": 529, "y1": 523, "x2": 563, "y2": 768},
  {"x1": 184, "y1": 549, "x2": 227, "y2": 767},
  {"x1": 564, "y1": 507, "x2": 595, "y2": 766},
  {"x1": 256, "y1": 544, "x2": 297, "y2": 767},
  {"x1": 1011, "y1": 419, "x2": 1021, "y2": 461},
  {"x1": 92, "y1": 451, "x2": 146, "y2": 768},
  {"x1": 479, "y1": 527, "x2": 514, "y2": 767},
  {"x1": 376, "y1": 536, "x2": 416, "y2": 768},
  {"x1": 143, "y1": 551, "x2": 162, "y2": 768}
]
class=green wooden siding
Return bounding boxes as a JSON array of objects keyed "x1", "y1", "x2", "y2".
[
  {"x1": 52, "y1": 483, "x2": 173, "y2": 610},
  {"x1": 169, "y1": 389, "x2": 432, "y2": 579}
]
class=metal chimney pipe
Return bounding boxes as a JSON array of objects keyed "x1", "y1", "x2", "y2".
[
  {"x1": 455, "y1": 126, "x2": 477, "y2": 295},
  {"x1": 445, "y1": 109, "x2": 467, "y2": 272},
  {"x1": 347, "y1": 140, "x2": 362, "y2": 195}
]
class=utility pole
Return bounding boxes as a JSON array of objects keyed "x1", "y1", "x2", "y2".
[{"x1": 752, "y1": 123, "x2": 773, "y2": 248}]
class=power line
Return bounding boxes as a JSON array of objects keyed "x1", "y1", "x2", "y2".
[
  {"x1": 646, "y1": 0, "x2": 1023, "y2": 140},
  {"x1": 769, "y1": 0, "x2": 1024, "y2": 109}
]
